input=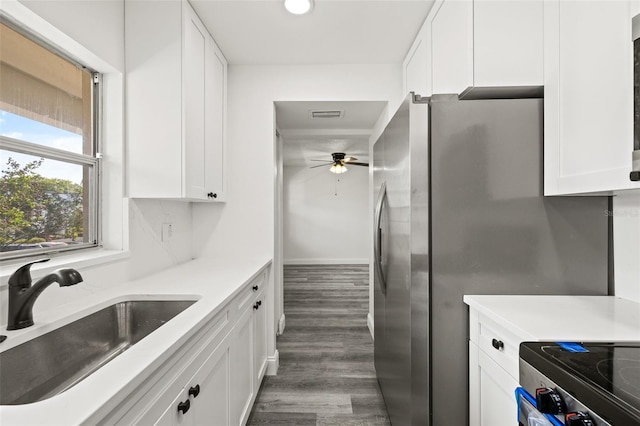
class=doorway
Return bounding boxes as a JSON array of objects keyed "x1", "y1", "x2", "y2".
[{"x1": 272, "y1": 100, "x2": 387, "y2": 336}]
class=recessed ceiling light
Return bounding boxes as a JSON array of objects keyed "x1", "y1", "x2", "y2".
[{"x1": 284, "y1": 0, "x2": 314, "y2": 15}]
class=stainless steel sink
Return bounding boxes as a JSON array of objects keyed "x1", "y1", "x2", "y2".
[{"x1": 0, "y1": 299, "x2": 196, "y2": 405}]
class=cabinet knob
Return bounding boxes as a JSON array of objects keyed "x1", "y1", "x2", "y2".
[
  {"x1": 491, "y1": 338, "x2": 504, "y2": 351},
  {"x1": 177, "y1": 399, "x2": 190, "y2": 414},
  {"x1": 253, "y1": 301, "x2": 262, "y2": 310},
  {"x1": 207, "y1": 192, "x2": 218, "y2": 199},
  {"x1": 188, "y1": 384, "x2": 200, "y2": 398},
  {"x1": 252, "y1": 285, "x2": 259, "y2": 292}
]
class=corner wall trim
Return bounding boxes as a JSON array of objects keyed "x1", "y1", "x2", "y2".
[
  {"x1": 367, "y1": 312, "x2": 374, "y2": 340},
  {"x1": 266, "y1": 350, "x2": 279, "y2": 376}
]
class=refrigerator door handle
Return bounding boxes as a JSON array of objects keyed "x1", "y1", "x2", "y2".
[{"x1": 374, "y1": 181, "x2": 387, "y2": 295}]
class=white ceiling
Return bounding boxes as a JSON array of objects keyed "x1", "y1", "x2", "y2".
[
  {"x1": 190, "y1": 1, "x2": 431, "y2": 167},
  {"x1": 191, "y1": 0, "x2": 435, "y2": 65},
  {"x1": 276, "y1": 101, "x2": 387, "y2": 166}
]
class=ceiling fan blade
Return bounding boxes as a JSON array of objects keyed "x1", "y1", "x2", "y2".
[
  {"x1": 310, "y1": 159, "x2": 333, "y2": 162},
  {"x1": 310, "y1": 163, "x2": 332, "y2": 168},
  {"x1": 343, "y1": 157, "x2": 358, "y2": 162},
  {"x1": 347, "y1": 162, "x2": 369, "y2": 167}
]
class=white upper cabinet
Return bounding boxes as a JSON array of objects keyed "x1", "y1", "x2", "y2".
[
  {"x1": 205, "y1": 41, "x2": 227, "y2": 202},
  {"x1": 126, "y1": 0, "x2": 227, "y2": 201},
  {"x1": 404, "y1": 0, "x2": 543, "y2": 97},
  {"x1": 473, "y1": 0, "x2": 543, "y2": 87},
  {"x1": 431, "y1": 0, "x2": 474, "y2": 95},
  {"x1": 403, "y1": 29, "x2": 430, "y2": 98},
  {"x1": 544, "y1": 0, "x2": 640, "y2": 195}
]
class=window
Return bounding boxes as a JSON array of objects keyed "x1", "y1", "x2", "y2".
[{"x1": 0, "y1": 20, "x2": 100, "y2": 260}]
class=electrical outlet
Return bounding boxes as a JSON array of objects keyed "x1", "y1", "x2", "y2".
[{"x1": 162, "y1": 223, "x2": 173, "y2": 242}]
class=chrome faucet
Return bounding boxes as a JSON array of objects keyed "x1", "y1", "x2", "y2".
[{"x1": 7, "y1": 259, "x2": 83, "y2": 330}]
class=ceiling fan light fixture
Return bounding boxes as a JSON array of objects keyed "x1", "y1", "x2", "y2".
[
  {"x1": 330, "y1": 163, "x2": 347, "y2": 174},
  {"x1": 284, "y1": 0, "x2": 313, "y2": 15}
]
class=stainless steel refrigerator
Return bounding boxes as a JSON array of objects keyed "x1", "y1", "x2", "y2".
[{"x1": 373, "y1": 93, "x2": 610, "y2": 426}]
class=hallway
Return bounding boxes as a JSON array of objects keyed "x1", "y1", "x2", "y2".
[{"x1": 247, "y1": 264, "x2": 390, "y2": 425}]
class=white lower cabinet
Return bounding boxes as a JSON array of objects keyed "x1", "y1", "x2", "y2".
[
  {"x1": 253, "y1": 289, "x2": 268, "y2": 386},
  {"x1": 103, "y1": 267, "x2": 271, "y2": 426},
  {"x1": 155, "y1": 336, "x2": 232, "y2": 426},
  {"x1": 468, "y1": 308, "x2": 523, "y2": 426},
  {"x1": 470, "y1": 341, "x2": 519, "y2": 426},
  {"x1": 233, "y1": 277, "x2": 268, "y2": 424},
  {"x1": 232, "y1": 307, "x2": 255, "y2": 425}
]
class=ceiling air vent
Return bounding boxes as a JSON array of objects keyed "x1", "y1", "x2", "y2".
[{"x1": 309, "y1": 110, "x2": 344, "y2": 119}]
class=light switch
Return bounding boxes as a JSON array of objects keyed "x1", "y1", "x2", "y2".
[{"x1": 162, "y1": 223, "x2": 173, "y2": 242}]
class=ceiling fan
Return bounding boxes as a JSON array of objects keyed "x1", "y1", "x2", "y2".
[{"x1": 310, "y1": 152, "x2": 369, "y2": 174}]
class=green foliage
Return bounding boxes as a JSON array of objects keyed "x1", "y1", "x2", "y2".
[{"x1": 0, "y1": 157, "x2": 83, "y2": 247}]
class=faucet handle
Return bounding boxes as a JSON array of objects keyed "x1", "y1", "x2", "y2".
[{"x1": 8, "y1": 259, "x2": 50, "y2": 288}]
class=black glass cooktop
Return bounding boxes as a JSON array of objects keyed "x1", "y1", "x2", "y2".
[{"x1": 520, "y1": 342, "x2": 640, "y2": 425}]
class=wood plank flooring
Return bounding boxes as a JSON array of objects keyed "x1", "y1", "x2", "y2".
[{"x1": 247, "y1": 264, "x2": 390, "y2": 426}]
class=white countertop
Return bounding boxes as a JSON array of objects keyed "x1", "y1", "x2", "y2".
[
  {"x1": 0, "y1": 256, "x2": 271, "y2": 426},
  {"x1": 464, "y1": 295, "x2": 640, "y2": 342}
]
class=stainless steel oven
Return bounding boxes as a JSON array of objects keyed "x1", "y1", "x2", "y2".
[{"x1": 518, "y1": 342, "x2": 640, "y2": 426}]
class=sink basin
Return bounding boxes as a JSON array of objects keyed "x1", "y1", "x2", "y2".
[{"x1": 0, "y1": 299, "x2": 196, "y2": 405}]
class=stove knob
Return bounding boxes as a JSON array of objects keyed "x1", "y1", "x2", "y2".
[
  {"x1": 565, "y1": 411, "x2": 594, "y2": 426},
  {"x1": 535, "y1": 388, "x2": 566, "y2": 414}
]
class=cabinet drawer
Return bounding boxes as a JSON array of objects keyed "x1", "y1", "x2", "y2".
[
  {"x1": 475, "y1": 313, "x2": 520, "y2": 379},
  {"x1": 235, "y1": 270, "x2": 266, "y2": 312}
]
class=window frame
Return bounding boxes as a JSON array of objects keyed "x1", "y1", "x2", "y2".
[{"x1": 0, "y1": 18, "x2": 102, "y2": 262}]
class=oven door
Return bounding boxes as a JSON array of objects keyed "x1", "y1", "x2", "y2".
[{"x1": 516, "y1": 388, "x2": 564, "y2": 426}]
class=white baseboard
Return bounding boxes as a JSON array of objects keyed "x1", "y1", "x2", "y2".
[
  {"x1": 284, "y1": 258, "x2": 369, "y2": 265},
  {"x1": 367, "y1": 312, "x2": 374, "y2": 340},
  {"x1": 277, "y1": 313, "x2": 286, "y2": 335},
  {"x1": 266, "y1": 349, "x2": 279, "y2": 376}
]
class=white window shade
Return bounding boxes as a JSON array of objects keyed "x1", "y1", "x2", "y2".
[{"x1": 0, "y1": 23, "x2": 90, "y2": 141}]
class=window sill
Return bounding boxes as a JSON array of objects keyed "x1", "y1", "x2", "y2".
[{"x1": 0, "y1": 249, "x2": 130, "y2": 288}]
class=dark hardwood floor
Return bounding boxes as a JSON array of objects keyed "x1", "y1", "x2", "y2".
[{"x1": 247, "y1": 264, "x2": 390, "y2": 426}]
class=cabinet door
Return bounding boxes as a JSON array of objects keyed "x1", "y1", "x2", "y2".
[
  {"x1": 152, "y1": 338, "x2": 232, "y2": 426},
  {"x1": 431, "y1": 0, "x2": 473, "y2": 94},
  {"x1": 253, "y1": 291, "x2": 268, "y2": 388},
  {"x1": 473, "y1": 0, "x2": 543, "y2": 87},
  {"x1": 125, "y1": 0, "x2": 183, "y2": 198},
  {"x1": 404, "y1": 30, "x2": 430, "y2": 97},
  {"x1": 183, "y1": 3, "x2": 207, "y2": 200},
  {"x1": 544, "y1": 0, "x2": 638, "y2": 194},
  {"x1": 474, "y1": 346, "x2": 519, "y2": 426},
  {"x1": 189, "y1": 339, "x2": 232, "y2": 426},
  {"x1": 204, "y1": 37, "x2": 227, "y2": 201},
  {"x1": 232, "y1": 307, "x2": 254, "y2": 426}
]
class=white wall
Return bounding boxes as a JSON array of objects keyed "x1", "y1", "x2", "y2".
[
  {"x1": 192, "y1": 64, "x2": 402, "y2": 260},
  {"x1": 283, "y1": 164, "x2": 369, "y2": 264},
  {"x1": 192, "y1": 63, "x2": 402, "y2": 334},
  {"x1": 613, "y1": 193, "x2": 640, "y2": 303},
  {"x1": 17, "y1": 0, "x2": 125, "y2": 72}
]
